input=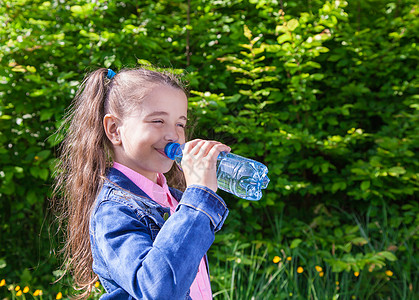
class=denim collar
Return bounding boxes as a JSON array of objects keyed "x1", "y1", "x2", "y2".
[{"x1": 106, "y1": 167, "x2": 153, "y2": 199}]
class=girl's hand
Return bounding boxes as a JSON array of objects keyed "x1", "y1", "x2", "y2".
[{"x1": 181, "y1": 139, "x2": 231, "y2": 192}]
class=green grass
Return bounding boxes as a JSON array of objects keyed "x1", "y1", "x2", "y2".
[
  {"x1": 208, "y1": 201, "x2": 418, "y2": 300},
  {"x1": 1, "y1": 202, "x2": 417, "y2": 300}
]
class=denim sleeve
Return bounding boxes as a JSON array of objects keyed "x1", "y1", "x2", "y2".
[
  {"x1": 92, "y1": 185, "x2": 229, "y2": 300},
  {"x1": 177, "y1": 185, "x2": 229, "y2": 232}
]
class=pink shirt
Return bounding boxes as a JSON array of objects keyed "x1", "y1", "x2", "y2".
[{"x1": 113, "y1": 163, "x2": 213, "y2": 300}]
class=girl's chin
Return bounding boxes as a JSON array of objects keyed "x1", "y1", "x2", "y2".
[{"x1": 158, "y1": 162, "x2": 175, "y2": 174}]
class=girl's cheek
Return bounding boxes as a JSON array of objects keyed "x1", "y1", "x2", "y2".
[{"x1": 178, "y1": 130, "x2": 186, "y2": 143}]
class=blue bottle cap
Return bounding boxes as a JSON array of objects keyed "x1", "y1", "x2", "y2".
[{"x1": 164, "y1": 142, "x2": 180, "y2": 160}]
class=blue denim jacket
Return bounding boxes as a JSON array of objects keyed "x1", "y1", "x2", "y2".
[{"x1": 89, "y1": 168, "x2": 229, "y2": 300}]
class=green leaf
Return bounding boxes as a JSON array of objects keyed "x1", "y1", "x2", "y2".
[
  {"x1": 326, "y1": 259, "x2": 349, "y2": 272},
  {"x1": 39, "y1": 168, "x2": 49, "y2": 181},
  {"x1": 334, "y1": 228, "x2": 343, "y2": 238},
  {"x1": 20, "y1": 268, "x2": 32, "y2": 283},
  {"x1": 331, "y1": 182, "x2": 346, "y2": 193},
  {"x1": 337, "y1": 242, "x2": 352, "y2": 253},
  {"x1": 30, "y1": 167, "x2": 39, "y2": 178},
  {"x1": 26, "y1": 66, "x2": 36, "y2": 73},
  {"x1": 311, "y1": 73, "x2": 324, "y2": 81},
  {"x1": 305, "y1": 61, "x2": 322, "y2": 69},
  {"x1": 40, "y1": 109, "x2": 54, "y2": 121},
  {"x1": 388, "y1": 166, "x2": 406, "y2": 176},
  {"x1": 277, "y1": 33, "x2": 291, "y2": 44},
  {"x1": 287, "y1": 19, "x2": 299, "y2": 31},
  {"x1": 53, "y1": 269, "x2": 65, "y2": 278},
  {"x1": 378, "y1": 251, "x2": 397, "y2": 262},
  {"x1": 243, "y1": 24, "x2": 252, "y2": 40},
  {"x1": 263, "y1": 44, "x2": 282, "y2": 52},
  {"x1": 401, "y1": 204, "x2": 413, "y2": 210},
  {"x1": 290, "y1": 238, "x2": 302, "y2": 249},
  {"x1": 0, "y1": 259, "x2": 6, "y2": 269},
  {"x1": 12, "y1": 65, "x2": 27, "y2": 72},
  {"x1": 70, "y1": 5, "x2": 83, "y2": 13},
  {"x1": 227, "y1": 94, "x2": 241, "y2": 103},
  {"x1": 345, "y1": 225, "x2": 359, "y2": 234},
  {"x1": 351, "y1": 237, "x2": 368, "y2": 246},
  {"x1": 37, "y1": 150, "x2": 51, "y2": 160},
  {"x1": 14, "y1": 167, "x2": 24, "y2": 174},
  {"x1": 26, "y1": 190, "x2": 38, "y2": 205},
  {"x1": 30, "y1": 89, "x2": 46, "y2": 97},
  {"x1": 138, "y1": 59, "x2": 152, "y2": 65},
  {"x1": 361, "y1": 181, "x2": 370, "y2": 191},
  {"x1": 316, "y1": 46, "x2": 329, "y2": 53}
]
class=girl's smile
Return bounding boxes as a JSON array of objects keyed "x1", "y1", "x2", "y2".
[{"x1": 155, "y1": 148, "x2": 167, "y2": 157}]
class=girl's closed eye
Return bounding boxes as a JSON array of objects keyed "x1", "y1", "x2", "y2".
[{"x1": 150, "y1": 120, "x2": 186, "y2": 128}]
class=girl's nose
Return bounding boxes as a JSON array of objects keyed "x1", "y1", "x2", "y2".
[{"x1": 164, "y1": 129, "x2": 179, "y2": 142}]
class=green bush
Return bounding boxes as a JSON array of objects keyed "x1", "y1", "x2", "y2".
[{"x1": 0, "y1": 0, "x2": 417, "y2": 298}]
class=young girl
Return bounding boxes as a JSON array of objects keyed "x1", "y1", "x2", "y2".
[{"x1": 54, "y1": 67, "x2": 231, "y2": 299}]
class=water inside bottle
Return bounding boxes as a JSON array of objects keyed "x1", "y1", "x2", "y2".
[{"x1": 216, "y1": 153, "x2": 269, "y2": 201}]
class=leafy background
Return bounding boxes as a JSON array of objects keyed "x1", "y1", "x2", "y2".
[{"x1": 0, "y1": 0, "x2": 418, "y2": 299}]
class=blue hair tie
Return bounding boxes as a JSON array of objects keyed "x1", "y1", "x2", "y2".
[{"x1": 106, "y1": 69, "x2": 116, "y2": 79}]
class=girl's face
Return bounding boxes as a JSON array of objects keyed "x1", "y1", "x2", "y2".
[{"x1": 111, "y1": 85, "x2": 188, "y2": 183}]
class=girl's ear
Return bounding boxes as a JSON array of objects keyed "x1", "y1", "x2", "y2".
[{"x1": 103, "y1": 114, "x2": 122, "y2": 145}]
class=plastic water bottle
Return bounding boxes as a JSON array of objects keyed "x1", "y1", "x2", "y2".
[{"x1": 164, "y1": 142, "x2": 270, "y2": 201}]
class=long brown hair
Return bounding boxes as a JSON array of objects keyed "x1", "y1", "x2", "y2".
[{"x1": 52, "y1": 67, "x2": 187, "y2": 299}]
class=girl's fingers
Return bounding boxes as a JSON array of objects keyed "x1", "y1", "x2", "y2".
[
  {"x1": 183, "y1": 139, "x2": 204, "y2": 154},
  {"x1": 183, "y1": 139, "x2": 231, "y2": 162},
  {"x1": 196, "y1": 140, "x2": 222, "y2": 158},
  {"x1": 206, "y1": 143, "x2": 231, "y2": 160},
  {"x1": 193, "y1": 140, "x2": 210, "y2": 156},
  {"x1": 185, "y1": 139, "x2": 221, "y2": 157}
]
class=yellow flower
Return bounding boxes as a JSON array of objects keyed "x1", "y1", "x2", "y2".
[
  {"x1": 34, "y1": 156, "x2": 39, "y2": 160},
  {"x1": 15, "y1": 285, "x2": 21, "y2": 291},
  {"x1": 273, "y1": 256, "x2": 281, "y2": 263},
  {"x1": 315, "y1": 265, "x2": 323, "y2": 272},
  {"x1": 33, "y1": 290, "x2": 42, "y2": 296},
  {"x1": 56, "y1": 292, "x2": 63, "y2": 299},
  {"x1": 0, "y1": 279, "x2": 5, "y2": 287},
  {"x1": 95, "y1": 281, "x2": 100, "y2": 288},
  {"x1": 319, "y1": 271, "x2": 324, "y2": 277},
  {"x1": 354, "y1": 271, "x2": 360, "y2": 277},
  {"x1": 286, "y1": 256, "x2": 292, "y2": 261},
  {"x1": 297, "y1": 266, "x2": 304, "y2": 273},
  {"x1": 16, "y1": 290, "x2": 23, "y2": 296},
  {"x1": 23, "y1": 286, "x2": 29, "y2": 293},
  {"x1": 335, "y1": 281, "x2": 339, "y2": 285},
  {"x1": 385, "y1": 270, "x2": 393, "y2": 277}
]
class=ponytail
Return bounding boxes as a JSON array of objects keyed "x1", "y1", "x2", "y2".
[{"x1": 53, "y1": 68, "x2": 111, "y2": 299}]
